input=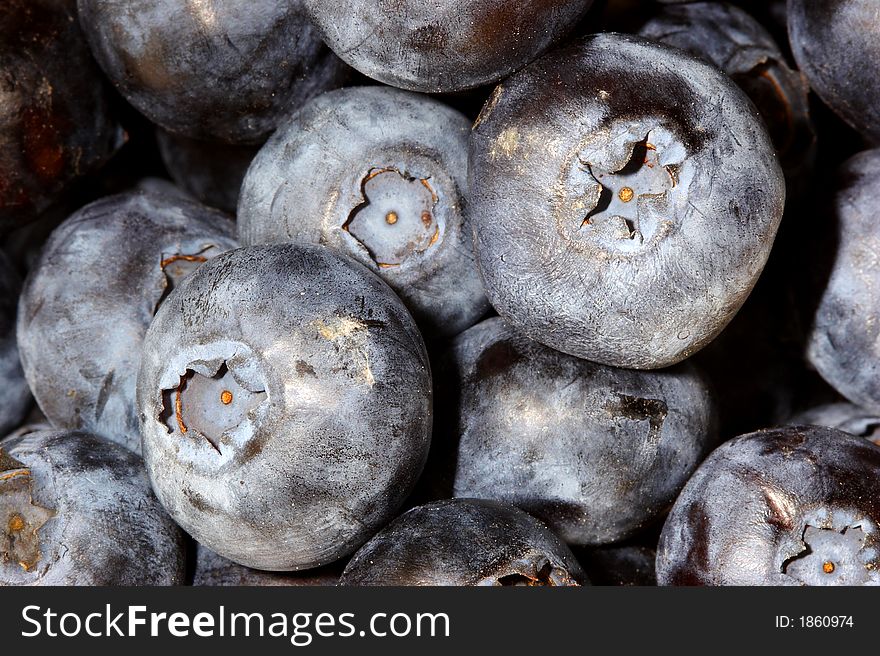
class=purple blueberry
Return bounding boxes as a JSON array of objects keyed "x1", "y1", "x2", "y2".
[
  {"x1": 806, "y1": 150, "x2": 880, "y2": 413},
  {"x1": 17, "y1": 191, "x2": 238, "y2": 452},
  {"x1": 657, "y1": 426, "x2": 880, "y2": 585},
  {"x1": 303, "y1": 0, "x2": 595, "y2": 93},
  {"x1": 77, "y1": 0, "x2": 348, "y2": 144},
  {"x1": 1, "y1": 429, "x2": 187, "y2": 585},
  {"x1": 340, "y1": 499, "x2": 587, "y2": 586},
  {"x1": 788, "y1": 0, "x2": 880, "y2": 144}
]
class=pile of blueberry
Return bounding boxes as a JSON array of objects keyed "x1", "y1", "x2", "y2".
[{"x1": 2, "y1": 0, "x2": 880, "y2": 587}]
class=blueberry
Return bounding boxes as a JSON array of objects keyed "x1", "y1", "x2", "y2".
[
  {"x1": 639, "y1": 1, "x2": 815, "y2": 184},
  {"x1": 340, "y1": 499, "x2": 587, "y2": 586},
  {"x1": 17, "y1": 191, "x2": 238, "y2": 453},
  {"x1": 76, "y1": 0, "x2": 348, "y2": 144},
  {"x1": 441, "y1": 317, "x2": 716, "y2": 545},
  {"x1": 788, "y1": 0, "x2": 880, "y2": 144},
  {"x1": 789, "y1": 403, "x2": 880, "y2": 447},
  {"x1": 238, "y1": 86, "x2": 490, "y2": 338},
  {"x1": 193, "y1": 544, "x2": 341, "y2": 586},
  {"x1": 303, "y1": 0, "x2": 595, "y2": 93},
  {"x1": 656, "y1": 426, "x2": 880, "y2": 585},
  {"x1": 0, "y1": 252, "x2": 32, "y2": 436},
  {"x1": 468, "y1": 33, "x2": 785, "y2": 369},
  {"x1": 0, "y1": 429, "x2": 187, "y2": 585},
  {"x1": 156, "y1": 130, "x2": 260, "y2": 215},
  {"x1": 137, "y1": 244, "x2": 432, "y2": 571},
  {"x1": 806, "y1": 150, "x2": 880, "y2": 413},
  {"x1": 0, "y1": 0, "x2": 123, "y2": 232}
]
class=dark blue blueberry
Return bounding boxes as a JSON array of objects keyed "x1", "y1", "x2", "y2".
[
  {"x1": 238, "y1": 86, "x2": 490, "y2": 338},
  {"x1": 0, "y1": 429, "x2": 187, "y2": 585},
  {"x1": 340, "y1": 499, "x2": 587, "y2": 586},
  {"x1": 807, "y1": 150, "x2": 880, "y2": 412},
  {"x1": 137, "y1": 244, "x2": 432, "y2": 571},
  {"x1": 657, "y1": 426, "x2": 880, "y2": 585},
  {"x1": 442, "y1": 317, "x2": 716, "y2": 545},
  {"x1": 468, "y1": 33, "x2": 785, "y2": 369},
  {"x1": 304, "y1": 0, "x2": 595, "y2": 93},
  {"x1": 17, "y1": 191, "x2": 238, "y2": 453},
  {"x1": 788, "y1": 0, "x2": 880, "y2": 144},
  {"x1": 77, "y1": 0, "x2": 348, "y2": 144}
]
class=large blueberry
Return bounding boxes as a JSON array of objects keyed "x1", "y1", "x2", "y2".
[
  {"x1": 788, "y1": 0, "x2": 880, "y2": 144},
  {"x1": 469, "y1": 33, "x2": 785, "y2": 369},
  {"x1": 137, "y1": 244, "x2": 432, "y2": 571},
  {"x1": 340, "y1": 499, "x2": 586, "y2": 586},
  {"x1": 0, "y1": 430, "x2": 187, "y2": 585},
  {"x1": 0, "y1": 253, "x2": 31, "y2": 436},
  {"x1": 0, "y1": 0, "x2": 122, "y2": 232},
  {"x1": 656, "y1": 426, "x2": 880, "y2": 585},
  {"x1": 806, "y1": 150, "x2": 880, "y2": 413},
  {"x1": 238, "y1": 86, "x2": 490, "y2": 338},
  {"x1": 76, "y1": 0, "x2": 348, "y2": 144},
  {"x1": 443, "y1": 317, "x2": 716, "y2": 545},
  {"x1": 639, "y1": 1, "x2": 814, "y2": 184},
  {"x1": 303, "y1": 0, "x2": 594, "y2": 93},
  {"x1": 17, "y1": 191, "x2": 238, "y2": 453}
]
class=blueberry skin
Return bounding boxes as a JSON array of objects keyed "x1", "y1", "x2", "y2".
[
  {"x1": 137, "y1": 244, "x2": 432, "y2": 571},
  {"x1": 0, "y1": 253, "x2": 31, "y2": 436},
  {"x1": 76, "y1": 0, "x2": 348, "y2": 144},
  {"x1": 303, "y1": 0, "x2": 594, "y2": 94},
  {"x1": 445, "y1": 317, "x2": 716, "y2": 545},
  {"x1": 193, "y1": 545, "x2": 341, "y2": 586},
  {"x1": 656, "y1": 426, "x2": 880, "y2": 585},
  {"x1": 469, "y1": 34, "x2": 784, "y2": 370},
  {"x1": 788, "y1": 0, "x2": 880, "y2": 144},
  {"x1": 156, "y1": 130, "x2": 260, "y2": 215},
  {"x1": 639, "y1": 2, "x2": 814, "y2": 183},
  {"x1": 17, "y1": 191, "x2": 238, "y2": 453},
  {"x1": 0, "y1": 0, "x2": 122, "y2": 232},
  {"x1": 789, "y1": 403, "x2": 880, "y2": 447},
  {"x1": 238, "y1": 86, "x2": 490, "y2": 338},
  {"x1": 340, "y1": 499, "x2": 587, "y2": 586},
  {"x1": 0, "y1": 430, "x2": 187, "y2": 585},
  {"x1": 807, "y1": 150, "x2": 880, "y2": 413}
]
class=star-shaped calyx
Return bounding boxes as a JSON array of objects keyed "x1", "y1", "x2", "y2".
[{"x1": 575, "y1": 131, "x2": 682, "y2": 247}]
